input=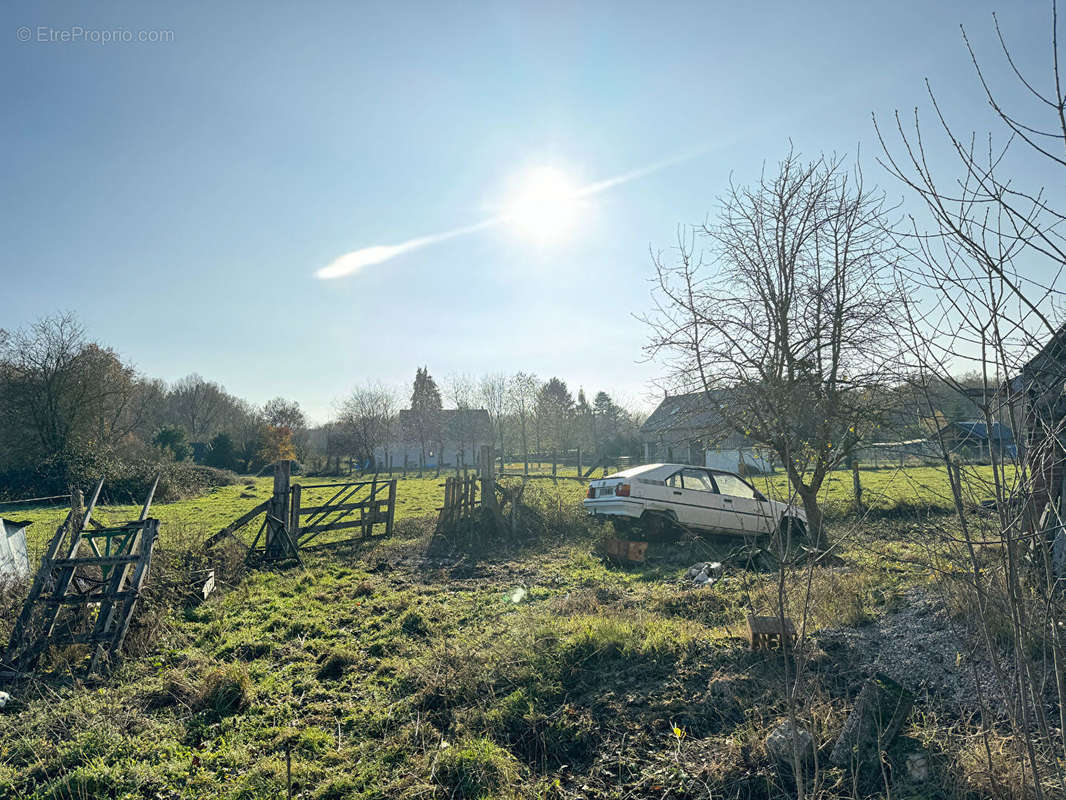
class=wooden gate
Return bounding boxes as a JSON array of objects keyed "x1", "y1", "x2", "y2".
[
  {"x1": 208, "y1": 462, "x2": 397, "y2": 562},
  {"x1": 437, "y1": 474, "x2": 480, "y2": 529},
  {"x1": 2, "y1": 478, "x2": 159, "y2": 680}
]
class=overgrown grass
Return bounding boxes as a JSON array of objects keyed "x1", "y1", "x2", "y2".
[{"x1": 0, "y1": 467, "x2": 1041, "y2": 799}]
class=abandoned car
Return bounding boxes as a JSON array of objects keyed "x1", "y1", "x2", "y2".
[{"x1": 583, "y1": 463, "x2": 806, "y2": 539}]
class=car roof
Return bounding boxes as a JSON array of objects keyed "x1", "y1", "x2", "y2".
[{"x1": 603, "y1": 463, "x2": 745, "y2": 481}]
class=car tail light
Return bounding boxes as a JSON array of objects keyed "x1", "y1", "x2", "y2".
[
  {"x1": 616, "y1": 484, "x2": 631, "y2": 497},
  {"x1": 586, "y1": 485, "x2": 595, "y2": 499}
]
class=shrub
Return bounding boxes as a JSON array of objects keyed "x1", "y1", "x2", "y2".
[
  {"x1": 317, "y1": 648, "x2": 358, "y2": 680},
  {"x1": 198, "y1": 663, "x2": 251, "y2": 716},
  {"x1": 399, "y1": 608, "x2": 429, "y2": 637},
  {"x1": 434, "y1": 737, "x2": 520, "y2": 799}
]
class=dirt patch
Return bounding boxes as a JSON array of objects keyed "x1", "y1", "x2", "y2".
[{"x1": 815, "y1": 588, "x2": 1012, "y2": 715}]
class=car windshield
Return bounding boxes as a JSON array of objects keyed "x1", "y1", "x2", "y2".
[
  {"x1": 712, "y1": 472, "x2": 756, "y2": 499},
  {"x1": 681, "y1": 469, "x2": 716, "y2": 492}
]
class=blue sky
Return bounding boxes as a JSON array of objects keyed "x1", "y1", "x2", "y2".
[{"x1": 0, "y1": 1, "x2": 1054, "y2": 421}]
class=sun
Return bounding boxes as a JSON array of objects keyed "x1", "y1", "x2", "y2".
[{"x1": 503, "y1": 165, "x2": 581, "y2": 243}]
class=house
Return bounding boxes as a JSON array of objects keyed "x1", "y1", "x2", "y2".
[
  {"x1": 640, "y1": 392, "x2": 772, "y2": 474},
  {"x1": 935, "y1": 420, "x2": 1017, "y2": 463},
  {"x1": 1009, "y1": 325, "x2": 1066, "y2": 512},
  {"x1": 376, "y1": 408, "x2": 494, "y2": 469}
]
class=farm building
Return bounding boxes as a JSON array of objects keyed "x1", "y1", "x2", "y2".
[
  {"x1": 934, "y1": 420, "x2": 1018, "y2": 463},
  {"x1": 376, "y1": 408, "x2": 494, "y2": 469},
  {"x1": 1010, "y1": 324, "x2": 1066, "y2": 511},
  {"x1": 640, "y1": 391, "x2": 772, "y2": 473}
]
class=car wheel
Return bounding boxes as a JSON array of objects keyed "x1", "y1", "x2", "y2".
[
  {"x1": 770, "y1": 516, "x2": 807, "y2": 555},
  {"x1": 640, "y1": 512, "x2": 677, "y2": 542},
  {"x1": 610, "y1": 517, "x2": 634, "y2": 536}
]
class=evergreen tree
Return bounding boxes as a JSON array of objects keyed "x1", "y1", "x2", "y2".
[
  {"x1": 536, "y1": 377, "x2": 575, "y2": 451},
  {"x1": 409, "y1": 366, "x2": 442, "y2": 467},
  {"x1": 205, "y1": 432, "x2": 239, "y2": 471}
]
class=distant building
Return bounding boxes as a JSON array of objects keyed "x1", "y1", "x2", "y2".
[
  {"x1": 376, "y1": 408, "x2": 494, "y2": 469},
  {"x1": 639, "y1": 392, "x2": 772, "y2": 473},
  {"x1": 934, "y1": 420, "x2": 1017, "y2": 463}
]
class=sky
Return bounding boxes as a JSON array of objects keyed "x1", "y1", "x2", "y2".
[{"x1": 0, "y1": 1, "x2": 1056, "y2": 423}]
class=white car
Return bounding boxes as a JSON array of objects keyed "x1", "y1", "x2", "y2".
[{"x1": 583, "y1": 463, "x2": 806, "y2": 539}]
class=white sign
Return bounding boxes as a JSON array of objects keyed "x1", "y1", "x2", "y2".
[{"x1": 0, "y1": 518, "x2": 31, "y2": 582}]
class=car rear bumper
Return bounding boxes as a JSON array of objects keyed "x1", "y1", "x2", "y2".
[{"x1": 582, "y1": 498, "x2": 644, "y2": 518}]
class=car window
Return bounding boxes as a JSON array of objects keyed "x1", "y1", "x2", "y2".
[
  {"x1": 712, "y1": 472, "x2": 756, "y2": 499},
  {"x1": 681, "y1": 468, "x2": 716, "y2": 492},
  {"x1": 665, "y1": 471, "x2": 683, "y2": 488}
]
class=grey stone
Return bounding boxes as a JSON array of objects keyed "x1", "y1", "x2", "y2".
[
  {"x1": 830, "y1": 673, "x2": 914, "y2": 771},
  {"x1": 904, "y1": 752, "x2": 930, "y2": 782},
  {"x1": 765, "y1": 719, "x2": 814, "y2": 771}
]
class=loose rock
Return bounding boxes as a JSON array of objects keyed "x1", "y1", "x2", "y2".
[{"x1": 765, "y1": 719, "x2": 813, "y2": 772}]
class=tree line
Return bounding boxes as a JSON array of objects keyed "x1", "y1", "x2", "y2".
[
  {"x1": 0, "y1": 313, "x2": 309, "y2": 495},
  {"x1": 0, "y1": 313, "x2": 644, "y2": 493},
  {"x1": 320, "y1": 369, "x2": 643, "y2": 472}
]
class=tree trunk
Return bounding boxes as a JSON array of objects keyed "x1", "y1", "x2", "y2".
[{"x1": 799, "y1": 490, "x2": 826, "y2": 549}]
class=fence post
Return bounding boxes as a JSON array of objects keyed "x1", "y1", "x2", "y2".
[
  {"x1": 480, "y1": 444, "x2": 498, "y2": 513},
  {"x1": 851, "y1": 460, "x2": 863, "y2": 513},
  {"x1": 577, "y1": 447, "x2": 582, "y2": 480},
  {"x1": 290, "y1": 483, "x2": 302, "y2": 543},
  {"x1": 386, "y1": 479, "x2": 397, "y2": 536},
  {"x1": 266, "y1": 460, "x2": 292, "y2": 559},
  {"x1": 552, "y1": 451, "x2": 557, "y2": 477}
]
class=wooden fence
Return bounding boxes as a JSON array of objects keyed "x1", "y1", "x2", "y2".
[
  {"x1": 207, "y1": 461, "x2": 397, "y2": 562},
  {"x1": 438, "y1": 475, "x2": 480, "y2": 529}
]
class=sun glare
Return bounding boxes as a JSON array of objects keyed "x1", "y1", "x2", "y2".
[{"x1": 503, "y1": 165, "x2": 581, "y2": 243}]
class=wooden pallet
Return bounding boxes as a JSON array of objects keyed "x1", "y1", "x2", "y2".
[
  {"x1": 1, "y1": 478, "x2": 159, "y2": 680},
  {"x1": 746, "y1": 613, "x2": 796, "y2": 650}
]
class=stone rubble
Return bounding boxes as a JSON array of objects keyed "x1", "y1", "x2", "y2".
[
  {"x1": 817, "y1": 588, "x2": 1012, "y2": 714},
  {"x1": 685, "y1": 561, "x2": 724, "y2": 587}
]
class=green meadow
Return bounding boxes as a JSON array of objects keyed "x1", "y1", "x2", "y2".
[{"x1": 0, "y1": 463, "x2": 1023, "y2": 799}]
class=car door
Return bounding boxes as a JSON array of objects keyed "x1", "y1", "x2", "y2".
[
  {"x1": 660, "y1": 469, "x2": 698, "y2": 526},
  {"x1": 671, "y1": 468, "x2": 735, "y2": 532},
  {"x1": 709, "y1": 471, "x2": 775, "y2": 534}
]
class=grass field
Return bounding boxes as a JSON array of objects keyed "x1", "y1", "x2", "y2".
[
  {"x1": 0, "y1": 463, "x2": 1029, "y2": 799},
  {"x1": 4, "y1": 462, "x2": 1009, "y2": 559}
]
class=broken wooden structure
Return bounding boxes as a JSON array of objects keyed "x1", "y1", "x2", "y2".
[
  {"x1": 437, "y1": 475, "x2": 481, "y2": 530},
  {"x1": 1, "y1": 477, "x2": 159, "y2": 680},
  {"x1": 746, "y1": 613, "x2": 797, "y2": 650},
  {"x1": 207, "y1": 461, "x2": 397, "y2": 563},
  {"x1": 605, "y1": 537, "x2": 648, "y2": 563}
]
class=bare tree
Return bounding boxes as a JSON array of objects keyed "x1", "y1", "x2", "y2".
[
  {"x1": 167, "y1": 374, "x2": 230, "y2": 441},
  {"x1": 507, "y1": 372, "x2": 539, "y2": 471},
  {"x1": 479, "y1": 372, "x2": 508, "y2": 461},
  {"x1": 263, "y1": 397, "x2": 309, "y2": 461},
  {"x1": 337, "y1": 383, "x2": 397, "y2": 470},
  {"x1": 645, "y1": 150, "x2": 906, "y2": 547},
  {"x1": 877, "y1": 4, "x2": 1066, "y2": 792},
  {"x1": 444, "y1": 372, "x2": 477, "y2": 464},
  {"x1": 0, "y1": 313, "x2": 152, "y2": 466}
]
